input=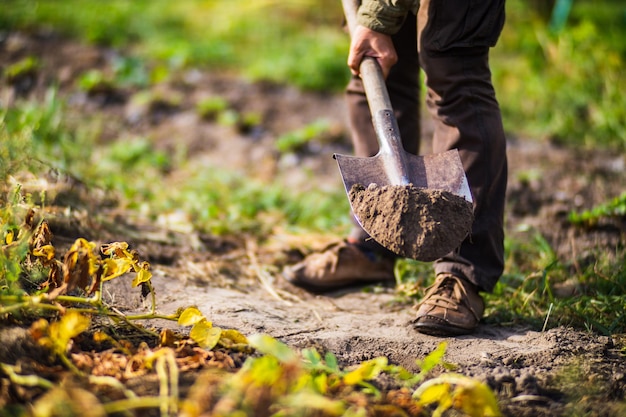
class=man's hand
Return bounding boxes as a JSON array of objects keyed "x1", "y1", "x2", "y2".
[{"x1": 348, "y1": 25, "x2": 397, "y2": 78}]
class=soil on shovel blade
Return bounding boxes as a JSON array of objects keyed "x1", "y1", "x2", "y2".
[{"x1": 349, "y1": 183, "x2": 474, "y2": 260}]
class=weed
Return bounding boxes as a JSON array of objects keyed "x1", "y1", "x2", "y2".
[
  {"x1": 1, "y1": 88, "x2": 94, "y2": 175},
  {"x1": 3, "y1": 56, "x2": 39, "y2": 84},
  {"x1": 481, "y1": 229, "x2": 626, "y2": 334},
  {"x1": 275, "y1": 119, "x2": 334, "y2": 154},
  {"x1": 180, "y1": 336, "x2": 500, "y2": 416},
  {"x1": 568, "y1": 191, "x2": 626, "y2": 226},
  {"x1": 0, "y1": 188, "x2": 32, "y2": 296},
  {"x1": 77, "y1": 69, "x2": 115, "y2": 95},
  {"x1": 195, "y1": 96, "x2": 229, "y2": 121}
]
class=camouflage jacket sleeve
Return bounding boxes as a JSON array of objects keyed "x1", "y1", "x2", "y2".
[{"x1": 356, "y1": 0, "x2": 418, "y2": 35}]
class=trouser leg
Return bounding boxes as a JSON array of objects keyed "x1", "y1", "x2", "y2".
[
  {"x1": 422, "y1": 50, "x2": 507, "y2": 292},
  {"x1": 345, "y1": 14, "x2": 420, "y2": 252},
  {"x1": 418, "y1": 0, "x2": 508, "y2": 292}
]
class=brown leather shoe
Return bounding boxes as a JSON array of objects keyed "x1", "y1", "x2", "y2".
[
  {"x1": 413, "y1": 273, "x2": 484, "y2": 336},
  {"x1": 282, "y1": 240, "x2": 395, "y2": 292}
]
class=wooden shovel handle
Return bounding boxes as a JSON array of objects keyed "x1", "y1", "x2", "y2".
[{"x1": 341, "y1": 0, "x2": 394, "y2": 117}]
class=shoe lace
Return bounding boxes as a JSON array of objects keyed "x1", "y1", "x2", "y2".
[{"x1": 420, "y1": 275, "x2": 480, "y2": 320}]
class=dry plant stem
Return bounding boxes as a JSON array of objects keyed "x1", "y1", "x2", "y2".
[
  {"x1": 155, "y1": 351, "x2": 179, "y2": 417},
  {"x1": 0, "y1": 295, "x2": 100, "y2": 316},
  {"x1": 60, "y1": 351, "x2": 82, "y2": 375},
  {"x1": 102, "y1": 397, "x2": 174, "y2": 415},
  {"x1": 0, "y1": 363, "x2": 54, "y2": 390},
  {"x1": 146, "y1": 279, "x2": 157, "y2": 315},
  {"x1": 123, "y1": 312, "x2": 179, "y2": 321},
  {"x1": 89, "y1": 375, "x2": 137, "y2": 399},
  {"x1": 0, "y1": 294, "x2": 177, "y2": 322},
  {"x1": 246, "y1": 240, "x2": 293, "y2": 306}
]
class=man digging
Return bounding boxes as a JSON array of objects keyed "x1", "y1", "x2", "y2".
[{"x1": 284, "y1": 0, "x2": 508, "y2": 337}]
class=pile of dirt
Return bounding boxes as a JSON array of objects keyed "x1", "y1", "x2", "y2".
[{"x1": 349, "y1": 183, "x2": 473, "y2": 260}]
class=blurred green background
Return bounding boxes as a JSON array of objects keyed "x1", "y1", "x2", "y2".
[{"x1": 2, "y1": 0, "x2": 625, "y2": 149}]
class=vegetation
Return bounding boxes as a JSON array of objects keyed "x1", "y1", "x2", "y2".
[
  {"x1": 2, "y1": 0, "x2": 625, "y2": 149},
  {"x1": 0, "y1": 189, "x2": 499, "y2": 416}
]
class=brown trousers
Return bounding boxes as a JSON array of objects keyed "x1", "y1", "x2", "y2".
[{"x1": 346, "y1": 0, "x2": 507, "y2": 292}]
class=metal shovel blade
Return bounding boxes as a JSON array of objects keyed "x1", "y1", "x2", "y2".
[
  {"x1": 335, "y1": 104, "x2": 471, "y2": 200},
  {"x1": 334, "y1": 106, "x2": 473, "y2": 260},
  {"x1": 335, "y1": 147, "x2": 472, "y2": 203},
  {"x1": 336, "y1": 0, "x2": 473, "y2": 258}
]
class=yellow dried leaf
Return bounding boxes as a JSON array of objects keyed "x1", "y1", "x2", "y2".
[
  {"x1": 33, "y1": 244, "x2": 55, "y2": 261},
  {"x1": 221, "y1": 329, "x2": 248, "y2": 344},
  {"x1": 30, "y1": 318, "x2": 50, "y2": 344},
  {"x1": 48, "y1": 311, "x2": 91, "y2": 355},
  {"x1": 93, "y1": 331, "x2": 110, "y2": 343},
  {"x1": 70, "y1": 238, "x2": 97, "y2": 253},
  {"x1": 190, "y1": 321, "x2": 222, "y2": 350},
  {"x1": 101, "y1": 258, "x2": 127, "y2": 280},
  {"x1": 101, "y1": 241, "x2": 130, "y2": 258},
  {"x1": 414, "y1": 373, "x2": 501, "y2": 417},
  {"x1": 178, "y1": 307, "x2": 206, "y2": 326},
  {"x1": 159, "y1": 329, "x2": 180, "y2": 347},
  {"x1": 31, "y1": 220, "x2": 52, "y2": 249},
  {"x1": 415, "y1": 382, "x2": 452, "y2": 406},
  {"x1": 64, "y1": 239, "x2": 100, "y2": 288},
  {"x1": 453, "y1": 381, "x2": 502, "y2": 417},
  {"x1": 131, "y1": 263, "x2": 152, "y2": 287}
]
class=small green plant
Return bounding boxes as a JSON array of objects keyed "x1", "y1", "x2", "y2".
[
  {"x1": 111, "y1": 55, "x2": 150, "y2": 88},
  {"x1": 216, "y1": 108, "x2": 239, "y2": 127},
  {"x1": 0, "y1": 188, "x2": 33, "y2": 296},
  {"x1": 77, "y1": 69, "x2": 115, "y2": 94},
  {"x1": 195, "y1": 96, "x2": 229, "y2": 121},
  {"x1": 568, "y1": 192, "x2": 626, "y2": 226},
  {"x1": 237, "y1": 111, "x2": 262, "y2": 134},
  {"x1": 103, "y1": 137, "x2": 170, "y2": 172},
  {"x1": 78, "y1": 56, "x2": 152, "y2": 94},
  {"x1": 3, "y1": 56, "x2": 39, "y2": 84},
  {"x1": 481, "y1": 229, "x2": 626, "y2": 334},
  {"x1": 275, "y1": 119, "x2": 332, "y2": 153},
  {"x1": 128, "y1": 89, "x2": 183, "y2": 114}
]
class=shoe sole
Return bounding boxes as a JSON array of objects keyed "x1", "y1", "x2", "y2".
[
  {"x1": 281, "y1": 269, "x2": 391, "y2": 293},
  {"x1": 413, "y1": 320, "x2": 475, "y2": 337}
]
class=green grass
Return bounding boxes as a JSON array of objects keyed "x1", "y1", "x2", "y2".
[
  {"x1": 0, "y1": 0, "x2": 350, "y2": 92},
  {"x1": 493, "y1": 8, "x2": 626, "y2": 148},
  {"x1": 394, "y1": 231, "x2": 626, "y2": 335},
  {"x1": 0, "y1": 92, "x2": 351, "y2": 238},
  {"x1": 1, "y1": 88, "x2": 93, "y2": 177}
]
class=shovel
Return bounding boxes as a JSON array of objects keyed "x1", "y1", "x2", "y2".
[{"x1": 335, "y1": 0, "x2": 473, "y2": 259}]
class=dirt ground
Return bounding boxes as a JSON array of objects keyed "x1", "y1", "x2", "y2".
[{"x1": 2, "y1": 31, "x2": 626, "y2": 416}]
